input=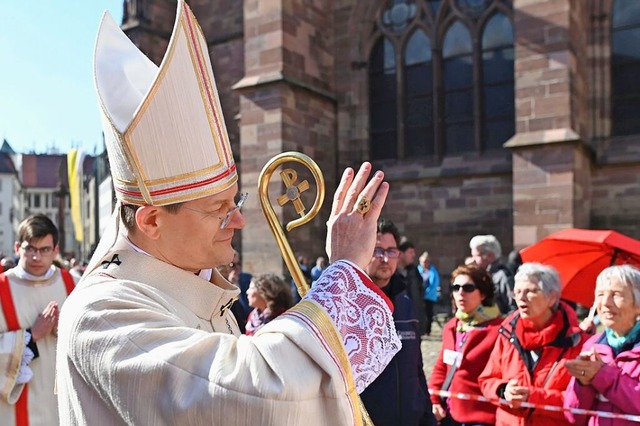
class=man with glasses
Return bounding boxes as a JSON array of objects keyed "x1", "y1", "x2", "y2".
[
  {"x1": 56, "y1": 2, "x2": 400, "y2": 424},
  {"x1": 360, "y1": 218, "x2": 435, "y2": 426},
  {"x1": 0, "y1": 214, "x2": 75, "y2": 425}
]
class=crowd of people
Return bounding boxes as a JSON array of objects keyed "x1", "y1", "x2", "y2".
[
  {"x1": 2, "y1": 1, "x2": 639, "y2": 424},
  {"x1": 427, "y1": 253, "x2": 640, "y2": 425},
  {"x1": 4, "y1": 210, "x2": 640, "y2": 426},
  {"x1": 219, "y1": 229, "x2": 640, "y2": 425}
]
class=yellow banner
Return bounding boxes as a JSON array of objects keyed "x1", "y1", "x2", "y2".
[{"x1": 67, "y1": 149, "x2": 84, "y2": 242}]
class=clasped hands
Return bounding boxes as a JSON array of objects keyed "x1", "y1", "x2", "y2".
[
  {"x1": 565, "y1": 348, "x2": 605, "y2": 385},
  {"x1": 31, "y1": 300, "x2": 59, "y2": 341}
]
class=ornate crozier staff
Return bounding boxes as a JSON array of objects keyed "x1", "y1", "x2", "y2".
[
  {"x1": 258, "y1": 151, "x2": 325, "y2": 297},
  {"x1": 258, "y1": 152, "x2": 375, "y2": 425}
]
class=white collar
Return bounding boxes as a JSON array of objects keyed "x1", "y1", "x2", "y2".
[{"x1": 13, "y1": 264, "x2": 56, "y2": 281}]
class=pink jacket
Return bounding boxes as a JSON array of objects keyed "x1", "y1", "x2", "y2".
[{"x1": 564, "y1": 332, "x2": 640, "y2": 425}]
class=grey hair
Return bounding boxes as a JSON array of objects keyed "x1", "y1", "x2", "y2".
[
  {"x1": 596, "y1": 265, "x2": 640, "y2": 308},
  {"x1": 515, "y1": 262, "x2": 561, "y2": 305},
  {"x1": 469, "y1": 234, "x2": 502, "y2": 258},
  {"x1": 419, "y1": 251, "x2": 430, "y2": 262}
]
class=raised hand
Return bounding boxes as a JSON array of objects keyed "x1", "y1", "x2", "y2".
[{"x1": 325, "y1": 162, "x2": 389, "y2": 269}]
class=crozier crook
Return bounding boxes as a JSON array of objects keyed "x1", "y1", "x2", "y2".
[{"x1": 258, "y1": 152, "x2": 325, "y2": 298}]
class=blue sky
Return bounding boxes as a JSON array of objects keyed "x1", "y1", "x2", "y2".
[{"x1": 0, "y1": 2, "x2": 124, "y2": 155}]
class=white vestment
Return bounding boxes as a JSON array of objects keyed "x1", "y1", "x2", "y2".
[
  {"x1": 56, "y1": 236, "x2": 400, "y2": 425},
  {"x1": 0, "y1": 267, "x2": 73, "y2": 425}
]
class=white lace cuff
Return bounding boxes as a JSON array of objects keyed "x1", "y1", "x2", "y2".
[
  {"x1": 17, "y1": 332, "x2": 34, "y2": 385},
  {"x1": 304, "y1": 260, "x2": 401, "y2": 393}
]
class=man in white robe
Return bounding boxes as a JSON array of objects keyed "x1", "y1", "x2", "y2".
[
  {"x1": 56, "y1": 1, "x2": 401, "y2": 425},
  {"x1": 0, "y1": 214, "x2": 76, "y2": 425}
]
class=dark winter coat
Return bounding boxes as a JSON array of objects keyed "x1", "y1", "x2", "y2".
[{"x1": 360, "y1": 274, "x2": 435, "y2": 426}]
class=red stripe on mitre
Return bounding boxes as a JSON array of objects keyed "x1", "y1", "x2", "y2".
[
  {"x1": 182, "y1": 3, "x2": 230, "y2": 162},
  {"x1": 150, "y1": 163, "x2": 236, "y2": 196},
  {"x1": 115, "y1": 163, "x2": 236, "y2": 198}
]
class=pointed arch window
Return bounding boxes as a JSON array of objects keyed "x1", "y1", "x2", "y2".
[
  {"x1": 405, "y1": 30, "x2": 434, "y2": 156},
  {"x1": 443, "y1": 22, "x2": 474, "y2": 154},
  {"x1": 369, "y1": 38, "x2": 398, "y2": 160},
  {"x1": 611, "y1": 0, "x2": 640, "y2": 136},
  {"x1": 482, "y1": 13, "x2": 514, "y2": 150},
  {"x1": 368, "y1": 0, "x2": 514, "y2": 160}
]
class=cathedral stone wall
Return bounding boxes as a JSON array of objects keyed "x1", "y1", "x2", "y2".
[{"x1": 126, "y1": 0, "x2": 640, "y2": 280}]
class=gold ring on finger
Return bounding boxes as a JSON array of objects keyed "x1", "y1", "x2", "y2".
[{"x1": 356, "y1": 195, "x2": 371, "y2": 215}]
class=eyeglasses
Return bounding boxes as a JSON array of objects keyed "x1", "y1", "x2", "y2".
[
  {"x1": 451, "y1": 283, "x2": 476, "y2": 293},
  {"x1": 21, "y1": 243, "x2": 54, "y2": 256},
  {"x1": 183, "y1": 192, "x2": 248, "y2": 229},
  {"x1": 373, "y1": 247, "x2": 400, "y2": 259}
]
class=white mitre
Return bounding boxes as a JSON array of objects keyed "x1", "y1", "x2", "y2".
[
  {"x1": 95, "y1": 0, "x2": 236, "y2": 206},
  {"x1": 85, "y1": 0, "x2": 236, "y2": 276}
]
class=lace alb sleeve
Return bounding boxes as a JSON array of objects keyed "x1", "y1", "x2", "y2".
[
  {"x1": 304, "y1": 260, "x2": 401, "y2": 393},
  {"x1": 16, "y1": 332, "x2": 34, "y2": 385}
]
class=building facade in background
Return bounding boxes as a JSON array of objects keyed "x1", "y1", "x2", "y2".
[
  {"x1": 116, "y1": 0, "x2": 640, "y2": 277},
  {"x1": 0, "y1": 143, "x2": 21, "y2": 256},
  {"x1": 0, "y1": 140, "x2": 100, "y2": 261}
]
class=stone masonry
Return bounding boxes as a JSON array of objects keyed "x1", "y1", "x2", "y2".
[{"x1": 122, "y1": 0, "x2": 640, "y2": 280}]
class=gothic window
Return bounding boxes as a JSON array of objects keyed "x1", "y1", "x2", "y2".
[
  {"x1": 368, "y1": 0, "x2": 514, "y2": 160},
  {"x1": 405, "y1": 30, "x2": 434, "y2": 156},
  {"x1": 369, "y1": 37, "x2": 398, "y2": 160},
  {"x1": 611, "y1": 0, "x2": 640, "y2": 136},
  {"x1": 443, "y1": 21, "x2": 474, "y2": 154},
  {"x1": 482, "y1": 12, "x2": 514, "y2": 150}
]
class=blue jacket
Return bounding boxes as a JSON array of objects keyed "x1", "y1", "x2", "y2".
[
  {"x1": 360, "y1": 274, "x2": 435, "y2": 426},
  {"x1": 418, "y1": 264, "x2": 440, "y2": 302}
]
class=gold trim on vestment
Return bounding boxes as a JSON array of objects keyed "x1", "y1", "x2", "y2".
[
  {"x1": 289, "y1": 301, "x2": 372, "y2": 426},
  {"x1": 0, "y1": 329, "x2": 25, "y2": 403}
]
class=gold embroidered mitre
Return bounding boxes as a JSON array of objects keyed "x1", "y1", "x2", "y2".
[{"x1": 94, "y1": 0, "x2": 236, "y2": 206}]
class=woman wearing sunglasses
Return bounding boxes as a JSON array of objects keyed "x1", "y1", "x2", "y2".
[
  {"x1": 478, "y1": 263, "x2": 588, "y2": 426},
  {"x1": 429, "y1": 264, "x2": 502, "y2": 425}
]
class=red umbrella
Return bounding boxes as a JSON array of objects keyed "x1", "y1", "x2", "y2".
[{"x1": 519, "y1": 228, "x2": 640, "y2": 306}]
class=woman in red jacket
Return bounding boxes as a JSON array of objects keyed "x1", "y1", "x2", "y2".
[
  {"x1": 478, "y1": 262, "x2": 588, "y2": 426},
  {"x1": 429, "y1": 264, "x2": 502, "y2": 425}
]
